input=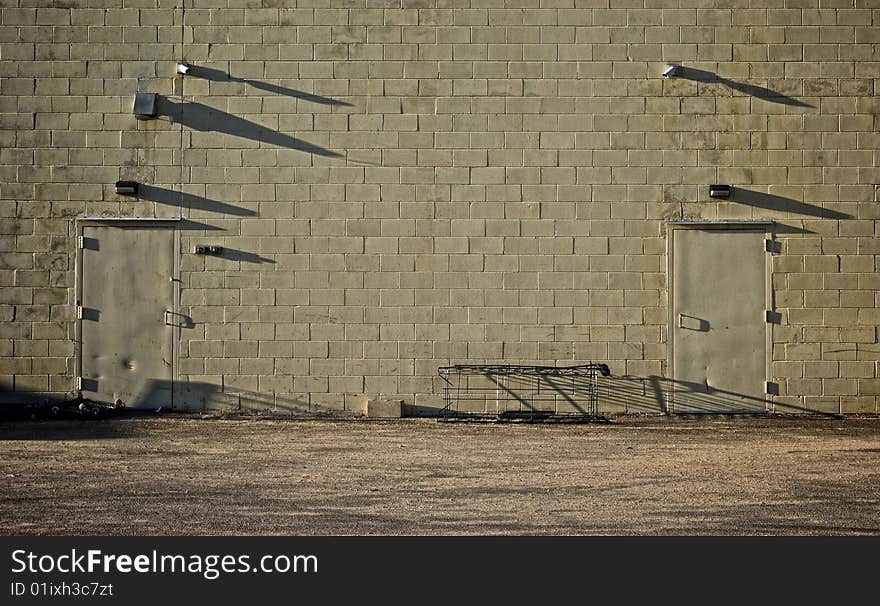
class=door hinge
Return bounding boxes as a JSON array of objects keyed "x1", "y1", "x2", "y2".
[
  {"x1": 765, "y1": 381, "x2": 779, "y2": 396},
  {"x1": 78, "y1": 235, "x2": 84, "y2": 249},
  {"x1": 76, "y1": 305, "x2": 83, "y2": 319},
  {"x1": 765, "y1": 310, "x2": 781, "y2": 323},
  {"x1": 75, "y1": 376, "x2": 82, "y2": 390}
]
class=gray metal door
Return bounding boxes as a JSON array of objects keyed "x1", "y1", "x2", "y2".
[
  {"x1": 79, "y1": 225, "x2": 174, "y2": 409},
  {"x1": 671, "y1": 228, "x2": 767, "y2": 413}
]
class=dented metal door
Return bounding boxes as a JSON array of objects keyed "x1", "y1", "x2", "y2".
[
  {"x1": 670, "y1": 228, "x2": 768, "y2": 413},
  {"x1": 79, "y1": 225, "x2": 174, "y2": 409}
]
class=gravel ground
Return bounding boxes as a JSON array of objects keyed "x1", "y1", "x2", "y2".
[{"x1": 0, "y1": 415, "x2": 878, "y2": 535}]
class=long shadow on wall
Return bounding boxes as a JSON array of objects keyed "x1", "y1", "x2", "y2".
[
  {"x1": 773, "y1": 223, "x2": 816, "y2": 235},
  {"x1": 138, "y1": 185, "x2": 257, "y2": 217},
  {"x1": 213, "y1": 248, "x2": 275, "y2": 264},
  {"x1": 730, "y1": 188, "x2": 852, "y2": 220},
  {"x1": 157, "y1": 98, "x2": 342, "y2": 158},
  {"x1": 676, "y1": 67, "x2": 813, "y2": 108},
  {"x1": 187, "y1": 65, "x2": 352, "y2": 107},
  {"x1": 177, "y1": 219, "x2": 225, "y2": 231}
]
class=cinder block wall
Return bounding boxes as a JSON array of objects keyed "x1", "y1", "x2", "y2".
[{"x1": 1, "y1": 0, "x2": 878, "y2": 414}]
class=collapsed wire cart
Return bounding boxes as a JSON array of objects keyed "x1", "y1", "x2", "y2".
[{"x1": 438, "y1": 363, "x2": 611, "y2": 422}]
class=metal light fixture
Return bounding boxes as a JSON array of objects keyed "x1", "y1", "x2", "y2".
[
  {"x1": 115, "y1": 180, "x2": 138, "y2": 195},
  {"x1": 132, "y1": 92, "x2": 157, "y2": 119},
  {"x1": 176, "y1": 62, "x2": 191, "y2": 75},
  {"x1": 709, "y1": 184, "x2": 732, "y2": 198},
  {"x1": 662, "y1": 64, "x2": 682, "y2": 79},
  {"x1": 194, "y1": 245, "x2": 223, "y2": 255}
]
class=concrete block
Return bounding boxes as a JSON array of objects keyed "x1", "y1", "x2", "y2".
[{"x1": 366, "y1": 398, "x2": 403, "y2": 418}]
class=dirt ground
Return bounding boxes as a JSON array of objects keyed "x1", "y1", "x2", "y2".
[{"x1": 0, "y1": 415, "x2": 878, "y2": 535}]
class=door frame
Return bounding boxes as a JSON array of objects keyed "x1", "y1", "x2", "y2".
[
  {"x1": 73, "y1": 217, "x2": 182, "y2": 406},
  {"x1": 665, "y1": 220, "x2": 775, "y2": 414}
]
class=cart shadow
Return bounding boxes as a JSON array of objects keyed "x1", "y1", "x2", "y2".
[
  {"x1": 434, "y1": 368, "x2": 845, "y2": 417},
  {"x1": 600, "y1": 375, "x2": 844, "y2": 417}
]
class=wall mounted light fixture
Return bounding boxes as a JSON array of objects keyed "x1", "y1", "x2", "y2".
[
  {"x1": 709, "y1": 184, "x2": 732, "y2": 198},
  {"x1": 115, "y1": 180, "x2": 138, "y2": 195},
  {"x1": 662, "y1": 65, "x2": 682, "y2": 79},
  {"x1": 194, "y1": 245, "x2": 224, "y2": 255},
  {"x1": 132, "y1": 92, "x2": 158, "y2": 119},
  {"x1": 177, "y1": 62, "x2": 191, "y2": 75}
]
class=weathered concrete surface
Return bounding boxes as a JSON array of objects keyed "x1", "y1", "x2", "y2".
[{"x1": 0, "y1": 416, "x2": 878, "y2": 535}]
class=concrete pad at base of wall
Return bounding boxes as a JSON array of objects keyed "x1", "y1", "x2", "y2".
[{"x1": 367, "y1": 399, "x2": 403, "y2": 418}]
